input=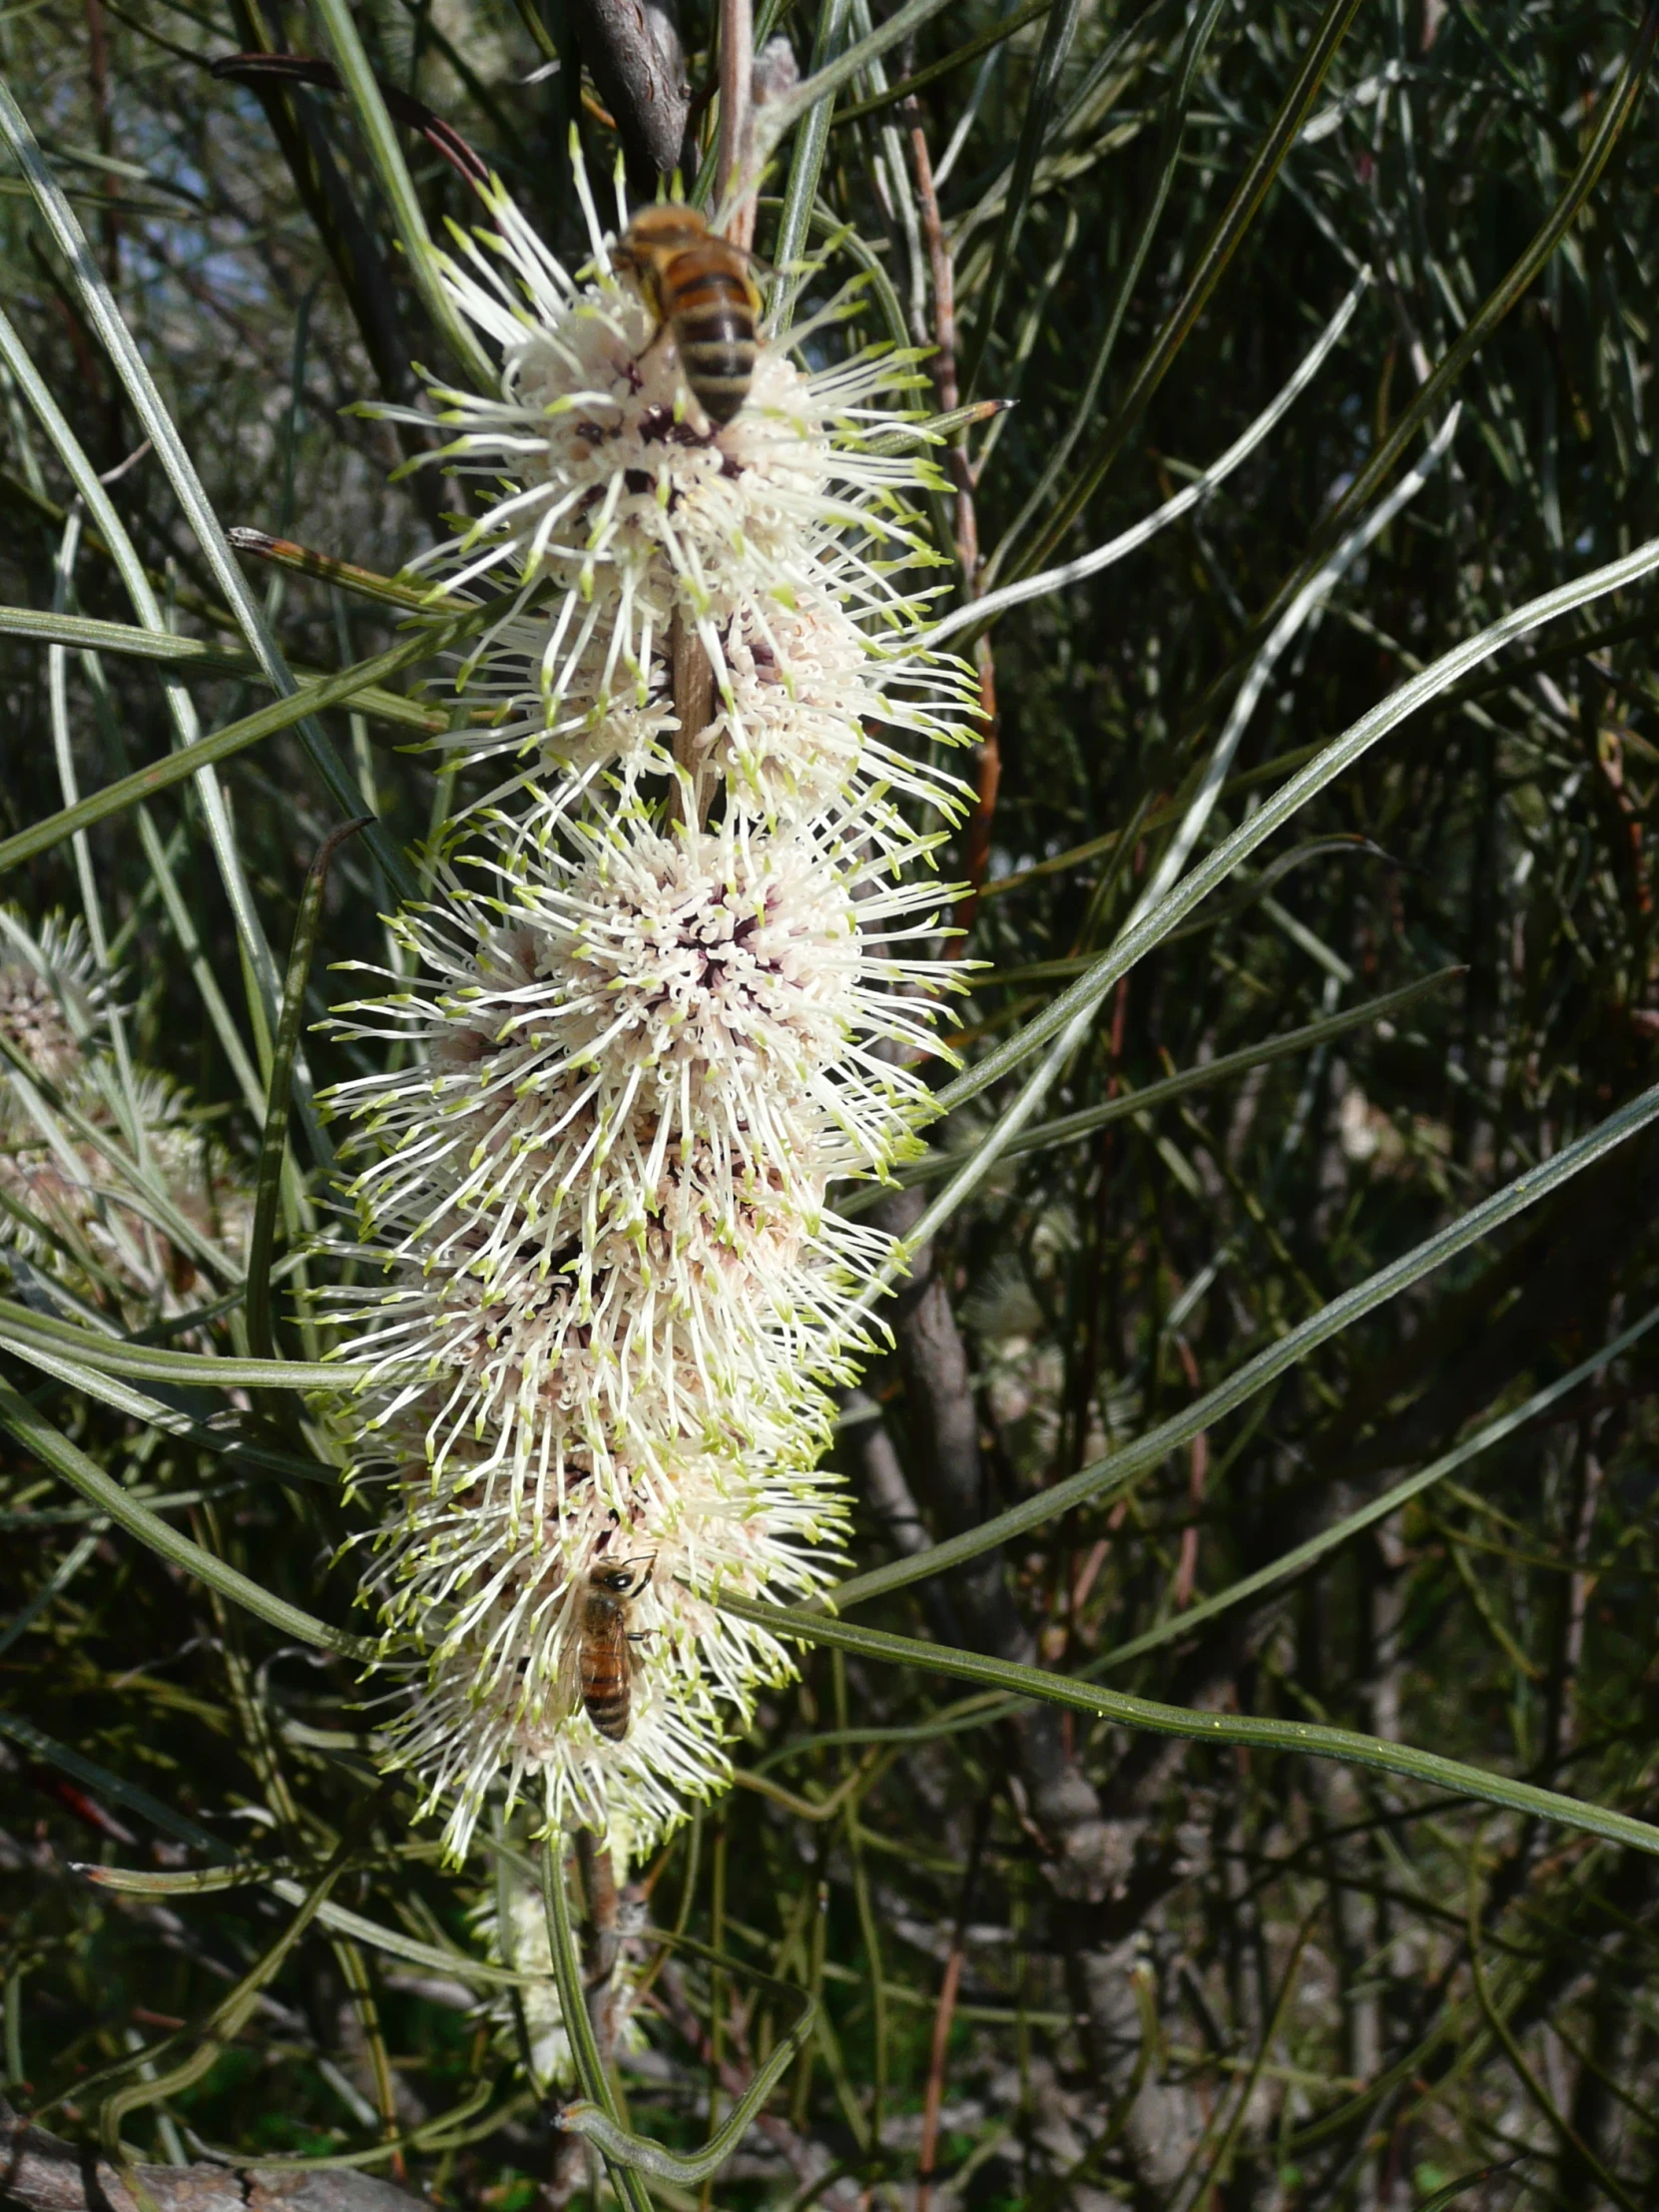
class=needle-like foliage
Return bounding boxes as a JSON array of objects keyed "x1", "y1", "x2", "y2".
[{"x1": 5, "y1": 4, "x2": 1659, "y2": 2208}]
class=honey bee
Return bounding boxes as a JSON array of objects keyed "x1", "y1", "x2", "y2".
[
  {"x1": 616, "y1": 205, "x2": 762, "y2": 428},
  {"x1": 565, "y1": 1553, "x2": 655, "y2": 1742}
]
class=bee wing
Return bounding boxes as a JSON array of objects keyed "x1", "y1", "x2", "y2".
[{"x1": 552, "y1": 1587, "x2": 586, "y2": 1721}]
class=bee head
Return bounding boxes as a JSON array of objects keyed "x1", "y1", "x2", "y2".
[{"x1": 590, "y1": 1553, "x2": 656, "y2": 1597}]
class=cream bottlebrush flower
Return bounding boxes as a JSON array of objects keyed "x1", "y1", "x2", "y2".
[
  {"x1": 457, "y1": 574, "x2": 974, "y2": 846},
  {"x1": 473, "y1": 1844, "x2": 647, "y2": 2089},
  {"x1": 325, "y1": 802, "x2": 954, "y2": 1478},
  {"x1": 0, "y1": 905, "x2": 250, "y2": 1319},
  {"x1": 356, "y1": 1420, "x2": 839, "y2": 1861},
  {"x1": 0, "y1": 906, "x2": 106, "y2": 1089},
  {"x1": 331, "y1": 799, "x2": 951, "y2": 1229},
  {"x1": 322, "y1": 795, "x2": 942, "y2": 1856},
  {"x1": 322, "y1": 162, "x2": 974, "y2": 1867},
  {"x1": 379, "y1": 173, "x2": 974, "y2": 838}
]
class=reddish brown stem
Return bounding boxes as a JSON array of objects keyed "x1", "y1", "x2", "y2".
[
  {"x1": 1172, "y1": 1335, "x2": 1209, "y2": 1609},
  {"x1": 954, "y1": 646, "x2": 1001, "y2": 934},
  {"x1": 717, "y1": 0, "x2": 756, "y2": 249},
  {"x1": 915, "y1": 1805, "x2": 988, "y2": 2212},
  {"x1": 669, "y1": 607, "x2": 716, "y2": 830},
  {"x1": 914, "y1": 1949, "x2": 962, "y2": 2212}
]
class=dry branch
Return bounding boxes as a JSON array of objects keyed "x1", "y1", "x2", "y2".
[
  {"x1": 569, "y1": 0, "x2": 690, "y2": 188},
  {"x1": 0, "y1": 2105, "x2": 420, "y2": 2212}
]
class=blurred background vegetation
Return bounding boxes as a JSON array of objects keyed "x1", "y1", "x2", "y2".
[{"x1": 5, "y1": 1, "x2": 1659, "y2": 2207}]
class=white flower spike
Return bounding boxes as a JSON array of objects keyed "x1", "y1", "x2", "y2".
[{"x1": 323, "y1": 150, "x2": 975, "y2": 1867}]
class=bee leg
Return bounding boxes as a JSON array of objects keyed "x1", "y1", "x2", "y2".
[{"x1": 632, "y1": 320, "x2": 671, "y2": 372}]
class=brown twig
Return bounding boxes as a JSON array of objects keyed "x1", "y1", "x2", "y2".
[
  {"x1": 717, "y1": 0, "x2": 756, "y2": 250},
  {"x1": 954, "y1": 645, "x2": 1001, "y2": 934},
  {"x1": 0, "y1": 2101, "x2": 419, "y2": 2212},
  {"x1": 669, "y1": 608, "x2": 717, "y2": 830},
  {"x1": 1171, "y1": 1336, "x2": 1209, "y2": 1610},
  {"x1": 907, "y1": 111, "x2": 968, "y2": 563},
  {"x1": 568, "y1": 0, "x2": 690, "y2": 192},
  {"x1": 915, "y1": 1801, "x2": 990, "y2": 2212},
  {"x1": 577, "y1": 1833, "x2": 625, "y2": 2068},
  {"x1": 869, "y1": 1182, "x2": 1210, "y2": 2195}
]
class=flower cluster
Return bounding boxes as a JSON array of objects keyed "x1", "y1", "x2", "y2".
[
  {"x1": 323, "y1": 166, "x2": 972, "y2": 1866},
  {"x1": 471, "y1": 1841, "x2": 647, "y2": 2090},
  {"x1": 0, "y1": 905, "x2": 250, "y2": 1322}
]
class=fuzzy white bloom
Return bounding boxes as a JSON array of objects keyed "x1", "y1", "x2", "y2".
[
  {"x1": 0, "y1": 905, "x2": 250, "y2": 1322},
  {"x1": 472, "y1": 1844, "x2": 647, "y2": 2090},
  {"x1": 0, "y1": 907, "x2": 106, "y2": 1088},
  {"x1": 324, "y1": 158, "x2": 974, "y2": 1866},
  {"x1": 353, "y1": 1418, "x2": 837, "y2": 1859},
  {"x1": 387, "y1": 179, "x2": 975, "y2": 842}
]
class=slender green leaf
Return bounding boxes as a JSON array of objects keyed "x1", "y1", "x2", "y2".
[
  {"x1": 769, "y1": 0, "x2": 855, "y2": 332},
  {"x1": 927, "y1": 267, "x2": 1371, "y2": 648},
  {"x1": 247, "y1": 820, "x2": 368, "y2": 1362},
  {"x1": 309, "y1": 0, "x2": 495, "y2": 389},
  {"x1": 1414, "y1": 2171, "x2": 1515, "y2": 2212},
  {"x1": 0, "y1": 611, "x2": 481, "y2": 880},
  {"x1": 77, "y1": 1858, "x2": 304, "y2": 1897},
  {"x1": 986, "y1": 0, "x2": 1228, "y2": 582},
  {"x1": 541, "y1": 1844, "x2": 653, "y2": 2212},
  {"x1": 0, "y1": 1530, "x2": 102, "y2": 1664},
  {"x1": 718, "y1": 1596, "x2": 1659, "y2": 1861},
  {"x1": 0, "y1": 79, "x2": 422, "y2": 906},
  {"x1": 832, "y1": 1070, "x2": 1659, "y2": 1610},
  {"x1": 1089, "y1": 1304, "x2": 1659, "y2": 1675},
  {"x1": 561, "y1": 1974, "x2": 817, "y2": 2184},
  {"x1": 0, "y1": 1324, "x2": 335, "y2": 1480},
  {"x1": 0, "y1": 1714, "x2": 546, "y2": 1988},
  {"x1": 1012, "y1": 0, "x2": 1366, "y2": 588},
  {"x1": 0, "y1": 603, "x2": 445, "y2": 731},
  {"x1": 0, "y1": 1376, "x2": 373, "y2": 1658},
  {"x1": 959, "y1": 0, "x2": 1085, "y2": 399},
  {"x1": 0, "y1": 297, "x2": 289, "y2": 1052},
  {"x1": 931, "y1": 532, "x2": 1659, "y2": 1134},
  {"x1": 831, "y1": 0, "x2": 1053, "y2": 128},
  {"x1": 873, "y1": 966, "x2": 1459, "y2": 1196},
  {"x1": 94, "y1": 1835, "x2": 355, "y2": 2153},
  {"x1": 0, "y1": 1709, "x2": 235, "y2": 1857},
  {"x1": 0, "y1": 1298, "x2": 371, "y2": 1387},
  {"x1": 758, "y1": 0, "x2": 968, "y2": 160},
  {"x1": 1242, "y1": 0, "x2": 1659, "y2": 651}
]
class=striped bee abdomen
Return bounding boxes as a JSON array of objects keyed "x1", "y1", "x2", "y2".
[
  {"x1": 619, "y1": 210, "x2": 761, "y2": 428},
  {"x1": 672, "y1": 266, "x2": 758, "y2": 426},
  {"x1": 582, "y1": 1674, "x2": 632, "y2": 1741},
  {"x1": 579, "y1": 1592, "x2": 635, "y2": 1740}
]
